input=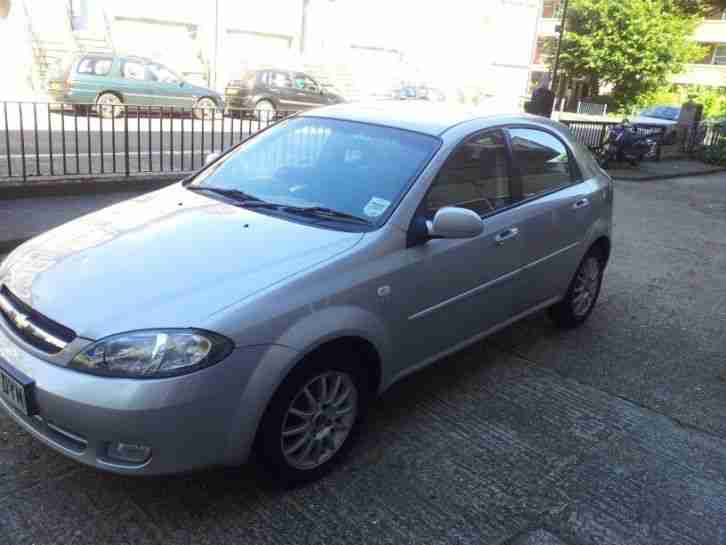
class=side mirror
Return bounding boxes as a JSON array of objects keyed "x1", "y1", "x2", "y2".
[
  {"x1": 205, "y1": 152, "x2": 220, "y2": 165},
  {"x1": 430, "y1": 207, "x2": 484, "y2": 239}
]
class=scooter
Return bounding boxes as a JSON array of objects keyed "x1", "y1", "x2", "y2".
[{"x1": 597, "y1": 120, "x2": 658, "y2": 168}]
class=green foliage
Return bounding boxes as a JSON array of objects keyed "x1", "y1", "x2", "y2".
[
  {"x1": 559, "y1": 0, "x2": 704, "y2": 109},
  {"x1": 633, "y1": 85, "x2": 726, "y2": 118}
]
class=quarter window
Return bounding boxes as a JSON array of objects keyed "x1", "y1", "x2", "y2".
[
  {"x1": 425, "y1": 130, "x2": 513, "y2": 218},
  {"x1": 508, "y1": 128, "x2": 573, "y2": 198}
]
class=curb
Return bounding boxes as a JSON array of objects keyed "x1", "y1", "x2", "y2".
[
  {"x1": 0, "y1": 173, "x2": 186, "y2": 200},
  {"x1": 612, "y1": 167, "x2": 726, "y2": 182}
]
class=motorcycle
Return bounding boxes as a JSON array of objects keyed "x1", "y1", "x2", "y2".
[{"x1": 597, "y1": 120, "x2": 658, "y2": 168}]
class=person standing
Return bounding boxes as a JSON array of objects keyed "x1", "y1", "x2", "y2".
[{"x1": 528, "y1": 74, "x2": 555, "y2": 118}]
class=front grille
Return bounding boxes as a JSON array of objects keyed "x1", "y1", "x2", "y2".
[{"x1": 0, "y1": 285, "x2": 76, "y2": 354}]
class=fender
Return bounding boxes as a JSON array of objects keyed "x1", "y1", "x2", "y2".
[{"x1": 222, "y1": 305, "x2": 391, "y2": 464}]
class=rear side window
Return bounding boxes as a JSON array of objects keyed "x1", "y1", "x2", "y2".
[
  {"x1": 121, "y1": 60, "x2": 147, "y2": 81},
  {"x1": 76, "y1": 57, "x2": 113, "y2": 76},
  {"x1": 508, "y1": 128, "x2": 574, "y2": 198},
  {"x1": 271, "y1": 72, "x2": 293, "y2": 88},
  {"x1": 425, "y1": 130, "x2": 513, "y2": 218}
]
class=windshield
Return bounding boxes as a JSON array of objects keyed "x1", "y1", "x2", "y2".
[
  {"x1": 190, "y1": 117, "x2": 439, "y2": 226},
  {"x1": 640, "y1": 106, "x2": 680, "y2": 121}
]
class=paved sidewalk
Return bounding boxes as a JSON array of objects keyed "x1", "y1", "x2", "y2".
[{"x1": 609, "y1": 158, "x2": 724, "y2": 181}]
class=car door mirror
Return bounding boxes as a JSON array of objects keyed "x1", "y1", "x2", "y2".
[
  {"x1": 205, "y1": 152, "x2": 220, "y2": 165},
  {"x1": 430, "y1": 207, "x2": 484, "y2": 239}
]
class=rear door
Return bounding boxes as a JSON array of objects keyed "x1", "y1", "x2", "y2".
[
  {"x1": 115, "y1": 58, "x2": 155, "y2": 106},
  {"x1": 268, "y1": 71, "x2": 297, "y2": 110},
  {"x1": 505, "y1": 126, "x2": 595, "y2": 307}
]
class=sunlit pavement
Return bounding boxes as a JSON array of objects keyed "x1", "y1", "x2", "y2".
[{"x1": 1, "y1": 174, "x2": 726, "y2": 545}]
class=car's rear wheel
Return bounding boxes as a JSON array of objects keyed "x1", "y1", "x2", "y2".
[
  {"x1": 256, "y1": 353, "x2": 367, "y2": 485},
  {"x1": 193, "y1": 97, "x2": 218, "y2": 120},
  {"x1": 96, "y1": 93, "x2": 123, "y2": 119},
  {"x1": 549, "y1": 249, "x2": 604, "y2": 329},
  {"x1": 255, "y1": 100, "x2": 277, "y2": 123}
]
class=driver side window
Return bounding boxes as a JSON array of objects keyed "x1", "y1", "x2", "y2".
[{"x1": 425, "y1": 130, "x2": 513, "y2": 219}]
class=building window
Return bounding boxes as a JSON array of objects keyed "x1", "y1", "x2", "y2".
[
  {"x1": 713, "y1": 45, "x2": 726, "y2": 65},
  {"x1": 542, "y1": 0, "x2": 563, "y2": 19},
  {"x1": 70, "y1": 0, "x2": 87, "y2": 31}
]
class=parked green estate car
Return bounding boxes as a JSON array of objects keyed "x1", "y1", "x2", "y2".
[{"x1": 48, "y1": 54, "x2": 224, "y2": 119}]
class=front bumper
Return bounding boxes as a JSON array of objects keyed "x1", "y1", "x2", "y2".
[{"x1": 0, "y1": 322, "x2": 296, "y2": 475}]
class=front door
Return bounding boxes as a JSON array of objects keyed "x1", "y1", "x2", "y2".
[
  {"x1": 269, "y1": 71, "x2": 298, "y2": 110},
  {"x1": 388, "y1": 130, "x2": 526, "y2": 376},
  {"x1": 146, "y1": 62, "x2": 193, "y2": 108}
]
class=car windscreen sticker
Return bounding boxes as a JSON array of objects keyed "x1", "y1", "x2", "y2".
[{"x1": 363, "y1": 197, "x2": 391, "y2": 218}]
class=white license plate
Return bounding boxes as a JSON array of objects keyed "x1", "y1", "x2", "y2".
[{"x1": 0, "y1": 362, "x2": 33, "y2": 416}]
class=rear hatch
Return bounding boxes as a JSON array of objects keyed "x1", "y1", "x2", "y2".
[
  {"x1": 224, "y1": 71, "x2": 256, "y2": 107},
  {"x1": 46, "y1": 54, "x2": 75, "y2": 95}
]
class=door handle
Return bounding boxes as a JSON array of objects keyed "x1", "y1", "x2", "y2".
[
  {"x1": 494, "y1": 227, "x2": 519, "y2": 245},
  {"x1": 573, "y1": 198, "x2": 590, "y2": 210}
]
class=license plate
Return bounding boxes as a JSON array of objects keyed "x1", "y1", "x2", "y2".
[{"x1": 0, "y1": 359, "x2": 35, "y2": 416}]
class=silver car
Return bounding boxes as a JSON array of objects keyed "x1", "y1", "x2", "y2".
[{"x1": 0, "y1": 103, "x2": 613, "y2": 483}]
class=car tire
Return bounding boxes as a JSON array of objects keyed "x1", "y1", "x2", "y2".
[
  {"x1": 96, "y1": 93, "x2": 123, "y2": 119},
  {"x1": 255, "y1": 100, "x2": 277, "y2": 123},
  {"x1": 255, "y1": 350, "x2": 369, "y2": 486},
  {"x1": 193, "y1": 97, "x2": 218, "y2": 121},
  {"x1": 549, "y1": 248, "x2": 605, "y2": 329}
]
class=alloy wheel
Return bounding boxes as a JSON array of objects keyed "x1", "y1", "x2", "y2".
[
  {"x1": 280, "y1": 371, "x2": 358, "y2": 470},
  {"x1": 572, "y1": 256, "x2": 601, "y2": 317}
]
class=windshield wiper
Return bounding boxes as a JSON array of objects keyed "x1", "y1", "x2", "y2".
[
  {"x1": 240, "y1": 202, "x2": 372, "y2": 225},
  {"x1": 186, "y1": 186, "x2": 263, "y2": 203}
]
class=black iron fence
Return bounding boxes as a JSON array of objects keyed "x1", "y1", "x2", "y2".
[{"x1": 0, "y1": 101, "x2": 292, "y2": 182}]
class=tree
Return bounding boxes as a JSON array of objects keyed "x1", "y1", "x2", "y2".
[{"x1": 556, "y1": 0, "x2": 704, "y2": 109}]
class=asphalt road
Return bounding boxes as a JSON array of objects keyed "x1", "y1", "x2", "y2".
[{"x1": 1, "y1": 174, "x2": 726, "y2": 545}]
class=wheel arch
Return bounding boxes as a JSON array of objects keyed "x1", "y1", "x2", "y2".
[{"x1": 95, "y1": 89, "x2": 125, "y2": 104}]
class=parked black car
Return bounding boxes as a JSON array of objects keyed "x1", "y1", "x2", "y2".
[{"x1": 224, "y1": 69, "x2": 344, "y2": 116}]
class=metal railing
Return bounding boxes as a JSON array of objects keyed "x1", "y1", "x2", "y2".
[
  {"x1": 560, "y1": 119, "x2": 667, "y2": 160},
  {"x1": 0, "y1": 101, "x2": 293, "y2": 182}
]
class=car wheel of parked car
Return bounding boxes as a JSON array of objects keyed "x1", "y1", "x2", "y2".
[
  {"x1": 193, "y1": 97, "x2": 218, "y2": 120},
  {"x1": 255, "y1": 100, "x2": 277, "y2": 122},
  {"x1": 256, "y1": 351, "x2": 368, "y2": 485},
  {"x1": 96, "y1": 93, "x2": 123, "y2": 119},
  {"x1": 549, "y1": 248, "x2": 605, "y2": 329}
]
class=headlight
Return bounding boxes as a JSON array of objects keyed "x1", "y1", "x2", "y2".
[{"x1": 69, "y1": 329, "x2": 234, "y2": 378}]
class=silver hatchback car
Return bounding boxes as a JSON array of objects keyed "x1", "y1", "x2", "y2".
[{"x1": 0, "y1": 102, "x2": 612, "y2": 483}]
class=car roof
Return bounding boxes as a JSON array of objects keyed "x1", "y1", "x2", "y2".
[{"x1": 300, "y1": 101, "x2": 523, "y2": 136}]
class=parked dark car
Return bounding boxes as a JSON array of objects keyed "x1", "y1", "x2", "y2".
[
  {"x1": 47, "y1": 53, "x2": 224, "y2": 119},
  {"x1": 224, "y1": 69, "x2": 344, "y2": 116}
]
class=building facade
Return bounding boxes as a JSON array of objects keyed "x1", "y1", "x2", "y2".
[{"x1": 1, "y1": 0, "x2": 540, "y2": 107}]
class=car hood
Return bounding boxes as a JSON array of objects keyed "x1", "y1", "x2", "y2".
[{"x1": 0, "y1": 185, "x2": 363, "y2": 339}]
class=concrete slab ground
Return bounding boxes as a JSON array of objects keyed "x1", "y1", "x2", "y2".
[{"x1": 1, "y1": 174, "x2": 726, "y2": 545}]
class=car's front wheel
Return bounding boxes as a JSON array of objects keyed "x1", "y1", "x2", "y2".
[
  {"x1": 549, "y1": 249, "x2": 605, "y2": 329},
  {"x1": 193, "y1": 97, "x2": 218, "y2": 120},
  {"x1": 256, "y1": 353, "x2": 368, "y2": 485}
]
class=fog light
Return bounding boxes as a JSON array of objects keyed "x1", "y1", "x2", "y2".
[{"x1": 107, "y1": 442, "x2": 152, "y2": 464}]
